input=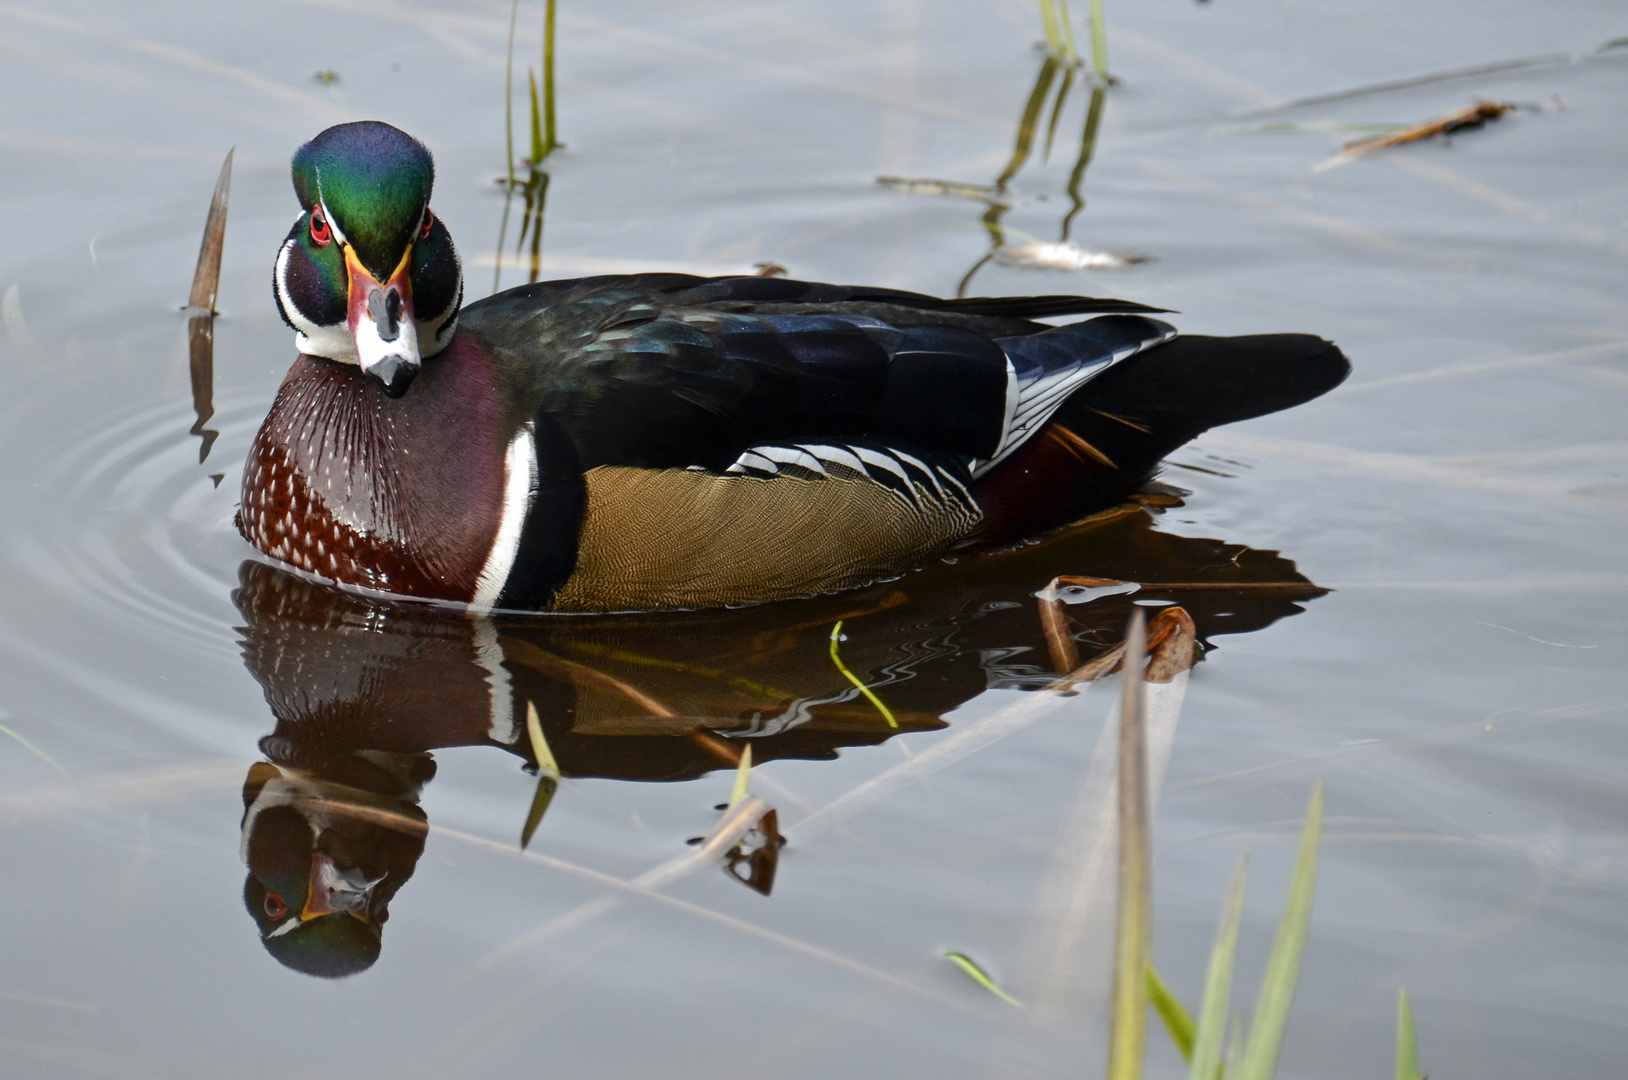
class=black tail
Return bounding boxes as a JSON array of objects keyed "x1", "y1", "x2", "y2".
[{"x1": 969, "y1": 333, "x2": 1350, "y2": 547}]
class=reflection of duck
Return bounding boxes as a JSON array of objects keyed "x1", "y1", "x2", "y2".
[
  {"x1": 242, "y1": 120, "x2": 1347, "y2": 611},
  {"x1": 235, "y1": 495, "x2": 1323, "y2": 790},
  {"x1": 235, "y1": 502, "x2": 1324, "y2": 975}
]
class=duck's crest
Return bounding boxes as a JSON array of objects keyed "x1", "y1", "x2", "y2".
[{"x1": 292, "y1": 121, "x2": 433, "y2": 278}]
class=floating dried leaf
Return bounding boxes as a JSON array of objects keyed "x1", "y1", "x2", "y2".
[{"x1": 1313, "y1": 101, "x2": 1516, "y2": 173}]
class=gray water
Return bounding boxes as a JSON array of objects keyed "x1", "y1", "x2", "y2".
[{"x1": 1, "y1": 0, "x2": 1626, "y2": 1076}]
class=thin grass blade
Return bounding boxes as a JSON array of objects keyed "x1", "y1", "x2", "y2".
[
  {"x1": 728, "y1": 742, "x2": 753, "y2": 809},
  {"x1": 1147, "y1": 963, "x2": 1195, "y2": 1061},
  {"x1": 520, "y1": 702, "x2": 562, "y2": 849},
  {"x1": 1234, "y1": 783, "x2": 1324, "y2": 1080},
  {"x1": 945, "y1": 952, "x2": 1025, "y2": 1008},
  {"x1": 1056, "y1": 0, "x2": 1079, "y2": 61},
  {"x1": 1087, "y1": 0, "x2": 1109, "y2": 85},
  {"x1": 1038, "y1": 0, "x2": 1063, "y2": 54},
  {"x1": 525, "y1": 701, "x2": 561, "y2": 780},
  {"x1": 527, "y1": 68, "x2": 544, "y2": 164},
  {"x1": 541, "y1": 0, "x2": 558, "y2": 154},
  {"x1": 0, "y1": 720, "x2": 70, "y2": 780},
  {"x1": 1396, "y1": 987, "x2": 1420, "y2": 1080},
  {"x1": 188, "y1": 148, "x2": 232, "y2": 312},
  {"x1": 504, "y1": 0, "x2": 518, "y2": 185},
  {"x1": 1107, "y1": 608, "x2": 1150, "y2": 1080},
  {"x1": 829, "y1": 621, "x2": 898, "y2": 728},
  {"x1": 1190, "y1": 850, "x2": 1249, "y2": 1080}
]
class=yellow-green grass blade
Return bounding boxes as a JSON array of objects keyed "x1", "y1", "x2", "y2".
[
  {"x1": 1107, "y1": 609, "x2": 1150, "y2": 1080},
  {"x1": 1087, "y1": 0, "x2": 1109, "y2": 85},
  {"x1": 1038, "y1": 0, "x2": 1063, "y2": 55},
  {"x1": 1396, "y1": 988, "x2": 1420, "y2": 1080},
  {"x1": 945, "y1": 952, "x2": 1025, "y2": 1008},
  {"x1": 1191, "y1": 851, "x2": 1249, "y2": 1080},
  {"x1": 541, "y1": 0, "x2": 558, "y2": 154},
  {"x1": 0, "y1": 720, "x2": 70, "y2": 780},
  {"x1": 1147, "y1": 964, "x2": 1195, "y2": 1061},
  {"x1": 727, "y1": 742, "x2": 753, "y2": 810},
  {"x1": 1234, "y1": 783, "x2": 1324, "y2": 1080},
  {"x1": 1056, "y1": 0, "x2": 1079, "y2": 62},
  {"x1": 503, "y1": 0, "x2": 518, "y2": 185},
  {"x1": 829, "y1": 621, "x2": 898, "y2": 728},
  {"x1": 520, "y1": 702, "x2": 563, "y2": 850},
  {"x1": 527, "y1": 67, "x2": 544, "y2": 165},
  {"x1": 525, "y1": 701, "x2": 561, "y2": 780}
]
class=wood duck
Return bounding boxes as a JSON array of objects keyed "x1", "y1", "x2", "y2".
[{"x1": 245, "y1": 121, "x2": 1349, "y2": 613}]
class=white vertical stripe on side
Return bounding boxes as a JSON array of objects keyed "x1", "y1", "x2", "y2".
[{"x1": 471, "y1": 421, "x2": 538, "y2": 611}]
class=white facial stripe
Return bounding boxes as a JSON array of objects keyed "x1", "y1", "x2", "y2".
[
  {"x1": 415, "y1": 242, "x2": 462, "y2": 360},
  {"x1": 318, "y1": 196, "x2": 348, "y2": 245},
  {"x1": 472, "y1": 422, "x2": 539, "y2": 610}
]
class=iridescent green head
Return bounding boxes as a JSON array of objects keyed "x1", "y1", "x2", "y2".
[{"x1": 273, "y1": 121, "x2": 463, "y2": 397}]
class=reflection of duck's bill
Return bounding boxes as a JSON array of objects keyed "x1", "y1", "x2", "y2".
[{"x1": 300, "y1": 852, "x2": 384, "y2": 922}]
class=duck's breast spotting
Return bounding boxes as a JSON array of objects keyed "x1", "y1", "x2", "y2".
[{"x1": 240, "y1": 339, "x2": 511, "y2": 602}]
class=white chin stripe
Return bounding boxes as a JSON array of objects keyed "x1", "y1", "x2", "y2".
[{"x1": 472, "y1": 422, "x2": 539, "y2": 610}]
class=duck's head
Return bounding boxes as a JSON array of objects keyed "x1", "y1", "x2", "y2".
[{"x1": 273, "y1": 121, "x2": 463, "y2": 398}]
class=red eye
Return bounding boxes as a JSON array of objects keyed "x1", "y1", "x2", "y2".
[
  {"x1": 420, "y1": 208, "x2": 434, "y2": 239},
  {"x1": 264, "y1": 892, "x2": 288, "y2": 919},
  {"x1": 309, "y1": 209, "x2": 331, "y2": 246}
]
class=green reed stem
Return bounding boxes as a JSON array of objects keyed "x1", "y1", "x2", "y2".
[
  {"x1": 504, "y1": 0, "x2": 518, "y2": 185},
  {"x1": 1396, "y1": 988, "x2": 1421, "y2": 1080},
  {"x1": 528, "y1": 67, "x2": 544, "y2": 164},
  {"x1": 1234, "y1": 783, "x2": 1324, "y2": 1080},
  {"x1": 542, "y1": 0, "x2": 558, "y2": 156},
  {"x1": 1087, "y1": 0, "x2": 1109, "y2": 85},
  {"x1": 945, "y1": 952, "x2": 1025, "y2": 1007},
  {"x1": 1107, "y1": 610, "x2": 1150, "y2": 1080}
]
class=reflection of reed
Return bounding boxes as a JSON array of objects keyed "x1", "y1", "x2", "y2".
[
  {"x1": 951, "y1": 58, "x2": 1112, "y2": 296},
  {"x1": 186, "y1": 149, "x2": 231, "y2": 472},
  {"x1": 878, "y1": 6, "x2": 1122, "y2": 296}
]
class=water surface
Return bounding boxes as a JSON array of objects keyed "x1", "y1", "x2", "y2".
[{"x1": 1, "y1": 1, "x2": 1626, "y2": 1076}]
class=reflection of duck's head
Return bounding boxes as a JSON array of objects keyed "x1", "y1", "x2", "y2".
[{"x1": 240, "y1": 756, "x2": 429, "y2": 979}]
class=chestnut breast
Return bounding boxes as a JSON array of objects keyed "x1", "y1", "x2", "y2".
[{"x1": 239, "y1": 338, "x2": 513, "y2": 602}]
